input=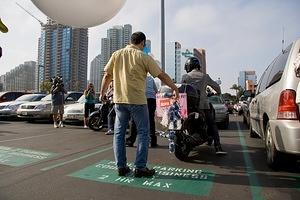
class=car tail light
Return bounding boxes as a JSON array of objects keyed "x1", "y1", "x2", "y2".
[{"x1": 277, "y1": 89, "x2": 299, "y2": 120}]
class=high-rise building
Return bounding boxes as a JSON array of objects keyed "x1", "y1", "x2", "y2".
[
  {"x1": 238, "y1": 70, "x2": 257, "y2": 90},
  {"x1": 0, "y1": 75, "x2": 5, "y2": 92},
  {"x1": 102, "y1": 24, "x2": 132, "y2": 60},
  {"x1": 91, "y1": 24, "x2": 132, "y2": 89},
  {"x1": 37, "y1": 19, "x2": 88, "y2": 92},
  {"x1": 123, "y1": 24, "x2": 132, "y2": 47},
  {"x1": 4, "y1": 61, "x2": 36, "y2": 92},
  {"x1": 165, "y1": 42, "x2": 181, "y2": 83},
  {"x1": 90, "y1": 54, "x2": 103, "y2": 92}
]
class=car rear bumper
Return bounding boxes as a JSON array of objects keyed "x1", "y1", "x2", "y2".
[
  {"x1": 269, "y1": 119, "x2": 300, "y2": 155},
  {"x1": 215, "y1": 112, "x2": 229, "y2": 123}
]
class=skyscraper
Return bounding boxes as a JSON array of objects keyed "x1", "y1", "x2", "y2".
[
  {"x1": 89, "y1": 24, "x2": 132, "y2": 90},
  {"x1": 90, "y1": 54, "x2": 103, "y2": 91},
  {"x1": 165, "y1": 42, "x2": 181, "y2": 83},
  {"x1": 37, "y1": 19, "x2": 88, "y2": 92}
]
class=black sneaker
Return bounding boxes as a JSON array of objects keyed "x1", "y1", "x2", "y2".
[
  {"x1": 134, "y1": 167, "x2": 155, "y2": 178},
  {"x1": 118, "y1": 166, "x2": 131, "y2": 176},
  {"x1": 215, "y1": 146, "x2": 227, "y2": 155}
]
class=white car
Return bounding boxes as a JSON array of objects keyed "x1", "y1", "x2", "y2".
[
  {"x1": 249, "y1": 38, "x2": 300, "y2": 168},
  {"x1": 17, "y1": 92, "x2": 82, "y2": 121},
  {"x1": 0, "y1": 94, "x2": 46, "y2": 118},
  {"x1": 63, "y1": 94, "x2": 101, "y2": 123}
]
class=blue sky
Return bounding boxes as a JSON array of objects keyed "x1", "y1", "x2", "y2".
[{"x1": 0, "y1": 0, "x2": 300, "y2": 94}]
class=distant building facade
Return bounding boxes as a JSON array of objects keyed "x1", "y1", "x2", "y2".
[
  {"x1": 94, "y1": 24, "x2": 133, "y2": 87},
  {"x1": 89, "y1": 54, "x2": 103, "y2": 92},
  {"x1": 37, "y1": 19, "x2": 88, "y2": 92},
  {"x1": 4, "y1": 61, "x2": 36, "y2": 92},
  {"x1": 238, "y1": 70, "x2": 257, "y2": 90},
  {"x1": 166, "y1": 42, "x2": 181, "y2": 83}
]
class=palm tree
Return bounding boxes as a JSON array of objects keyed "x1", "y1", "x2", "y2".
[{"x1": 40, "y1": 80, "x2": 52, "y2": 94}]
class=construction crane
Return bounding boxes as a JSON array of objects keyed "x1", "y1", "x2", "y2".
[{"x1": 15, "y1": 2, "x2": 45, "y2": 26}]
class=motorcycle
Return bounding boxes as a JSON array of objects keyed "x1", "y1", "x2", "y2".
[
  {"x1": 88, "y1": 99, "x2": 112, "y2": 131},
  {"x1": 158, "y1": 84, "x2": 212, "y2": 161}
]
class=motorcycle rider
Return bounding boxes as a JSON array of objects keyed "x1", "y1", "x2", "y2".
[{"x1": 181, "y1": 57, "x2": 227, "y2": 155}]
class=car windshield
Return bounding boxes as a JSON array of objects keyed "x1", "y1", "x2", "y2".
[
  {"x1": 41, "y1": 94, "x2": 52, "y2": 101},
  {"x1": 77, "y1": 95, "x2": 85, "y2": 103},
  {"x1": 15, "y1": 94, "x2": 37, "y2": 101},
  {"x1": 209, "y1": 96, "x2": 224, "y2": 104}
]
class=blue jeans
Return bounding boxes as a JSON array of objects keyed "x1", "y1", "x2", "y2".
[
  {"x1": 114, "y1": 104, "x2": 150, "y2": 169},
  {"x1": 107, "y1": 105, "x2": 115, "y2": 130}
]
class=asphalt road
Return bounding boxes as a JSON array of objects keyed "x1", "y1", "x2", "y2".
[{"x1": 0, "y1": 115, "x2": 299, "y2": 200}]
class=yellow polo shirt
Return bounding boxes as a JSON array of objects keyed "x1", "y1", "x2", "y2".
[{"x1": 104, "y1": 44, "x2": 162, "y2": 104}]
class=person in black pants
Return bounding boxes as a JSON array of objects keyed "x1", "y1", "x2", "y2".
[{"x1": 126, "y1": 75, "x2": 158, "y2": 147}]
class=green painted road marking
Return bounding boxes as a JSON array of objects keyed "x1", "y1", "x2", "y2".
[
  {"x1": 236, "y1": 122, "x2": 264, "y2": 200},
  {"x1": 41, "y1": 146, "x2": 113, "y2": 171},
  {"x1": 0, "y1": 133, "x2": 56, "y2": 143},
  {"x1": 69, "y1": 160, "x2": 215, "y2": 196},
  {"x1": 0, "y1": 146, "x2": 58, "y2": 167}
]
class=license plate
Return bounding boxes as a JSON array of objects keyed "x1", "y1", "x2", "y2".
[
  {"x1": 68, "y1": 115, "x2": 78, "y2": 119},
  {"x1": 22, "y1": 112, "x2": 27, "y2": 115}
]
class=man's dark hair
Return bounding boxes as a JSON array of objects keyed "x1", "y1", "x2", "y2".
[{"x1": 131, "y1": 31, "x2": 146, "y2": 45}]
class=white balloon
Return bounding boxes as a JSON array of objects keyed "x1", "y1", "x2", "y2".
[{"x1": 31, "y1": 0, "x2": 126, "y2": 28}]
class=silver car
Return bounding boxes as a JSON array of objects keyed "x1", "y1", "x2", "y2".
[
  {"x1": 209, "y1": 95, "x2": 229, "y2": 129},
  {"x1": 0, "y1": 94, "x2": 46, "y2": 118},
  {"x1": 249, "y1": 38, "x2": 300, "y2": 168},
  {"x1": 17, "y1": 92, "x2": 82, "y2": 121},
  {"x1": 63, "y1": 94, "x2": 100, "y2": 123}
]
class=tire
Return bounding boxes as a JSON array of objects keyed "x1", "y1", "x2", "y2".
[
  {"x1": 174, "y1": 132, "x2": 190, "y2": 161},
  {"x1": 265, "y1": 122, "x2": 281, "y2": 169},
  {"x1": 88, "y1": 113, "x2": 104, "y2": 131}
]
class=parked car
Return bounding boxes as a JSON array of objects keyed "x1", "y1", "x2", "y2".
[
  {"x1": 208, "y1": 95, "x2": 229, "y2": 129},
  {"x1": 63, "y1": 93, "x2": 101, "y2": 123},
  {"x1": 17, "y1": 92, "x2": 83, "y2": 121},
  {"x1": 241, "y1": 97, "x2": 253, "y2": 128},
  {"x1": 249, "y1": 39, "x2": 300, "y2": 168},
  {"x1": 0, "y1": 93, "x2": 46, "y2": 118},
  {"x1": 0, "y1": 91, "x2": 29, "y2": 103}
]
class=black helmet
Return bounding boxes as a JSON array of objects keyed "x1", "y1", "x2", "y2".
[{"x1": 184, "y1": 57, "x2": 201, "y2": 73}]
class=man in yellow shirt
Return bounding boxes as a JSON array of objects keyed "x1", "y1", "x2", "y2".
[{"x1": 100, "y1": 32, "x2": 179, "y2": 178}]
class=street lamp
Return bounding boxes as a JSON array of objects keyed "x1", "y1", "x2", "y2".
[{"x1": 161, "y1": 0, "x2": 165, "y2": 72}]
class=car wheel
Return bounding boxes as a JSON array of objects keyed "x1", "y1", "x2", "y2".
[{"x1": 265, "y1": 122, "x2": 281, "y2": 169}]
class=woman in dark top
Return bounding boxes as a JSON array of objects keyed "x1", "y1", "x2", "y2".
[{"x1": 84, "y1": 83, "x2": 96, "y2": 128}]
